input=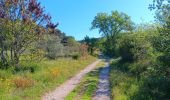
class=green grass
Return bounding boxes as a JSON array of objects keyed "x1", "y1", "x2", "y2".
[
  {"x1": 109, "y1": 58, "x2": 139, "y2": 100},
  {"x1": 65, "y1": 60, "x2": 105, "y2": 100},
  {"x1": 0, "y1": 56, "x2": 97, "y2": 100},
  {"x1": 110, "y1": 58, "x2": 170, "y2": 100}
]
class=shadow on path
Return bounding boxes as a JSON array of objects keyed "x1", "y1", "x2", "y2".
[{"x1": 93, "y1": 59, "x2": 111, "y2": 100}]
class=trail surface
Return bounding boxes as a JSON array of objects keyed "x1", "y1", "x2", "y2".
[
  {"x1": 42, "y1": 59, "x2": 101, "y2": 100},
  {"x1": 93, "y1": 60, "x2": 111, "y2": 100}
]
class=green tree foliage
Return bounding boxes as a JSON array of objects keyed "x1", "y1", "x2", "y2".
[
  {"x1": 91, "y1": 11, "x2": 133, "y2": 39},
  {"x1": 0, "y1": 0, "x2": 57, "y2": 69},
  {"x1": 149, "y1": 0, "x2": 170, "y2": 77},
  {"x1": 37, "y1": 30, "x2": 81, "y2": 60},
  {"x1": 91, "y1": 11, "x2": 134, "y2": 56},
  {"x1": 108, "y1": 1, "x2": 170, "y2": 99},
  {"x1": 116, "y1": 24, "x2": 158, "y2": 75},
  {"x1": 83, "y1": 36, "x2": 99, "y2": 55},
  {"x1": 111, "y1": 23, "x2": 170, "y2": 99},
  {"x1": 62, "y1": 36, "x2": 80, "y2": 57},
  {"x1": 45, "y1": 35, "x2": 64, "y2": 59}
]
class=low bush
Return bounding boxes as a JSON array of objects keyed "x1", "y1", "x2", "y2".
[
  {"x1": 110, "y1": 57, "x2": 170, "y2": 100},
  {"x1": 13, "y1": 77, "x2": 35, "y2": 89},
  {"x1": 14, "y1": 62, "x2": 39, "y2": 73},
  {"x1": 72, "y1": 53, "x2": 81, "y2": 60},
  {"x1": 110, "y1": 67, "x2": 139, "y2": 100},
  {"x1": 116, "y1": 31, "x2": 154, "y2": 62},
  {"x1": 50, "y1": 68, "x2": 60, "y2": 77},
  {"x1": 0, "y1": 55, "x2": 96, "y2": 99},
  {"x1": 131, "y1": 77, "x2": 170, "y2": 100}
]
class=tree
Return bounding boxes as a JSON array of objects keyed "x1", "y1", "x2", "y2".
[
  {"x1": 149, "y1": 0, "x2": 170, "y2": 10},
  {"x1": 150, "y1": 0, "x2": 170, "y2": 67},
  {"x1": 61, "y1": 36, "x2": 80, "y2": 57},
  {"x1": 91, "y1": 11, "x2": 134, "y2": 56},
  {"x1": 91, "y1": 11, "x2": 133, "y2": 40},
  {"x1": 0, "y1": 0, "x2": 57, "y2": 69},
  {"x1": 45, "y1": 35, "x2": 64, "y2": 59},
  {"x1": 84, "y1": 36, "x2": 98, "y2": 54}
]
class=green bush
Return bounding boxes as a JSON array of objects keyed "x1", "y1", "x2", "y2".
[
  {"x1": 40, "y1": 35, "x2": 64, "y2": 59},
  {"x1": 38, "y1": 34, "x2": 81, "y2": 59},
  {"x1": 72, "y1": 53, "x2": 80, "y2": 60},
  {"x1": 131, "y1": 76, "x2": 170, "y2": 100},
  {"x1": 153, "y1": 34, "x2": 170, "y2": 66},
  {"x1": 116, "y1": 32, "x2": 154, "y2": 62},
  {"x1": 110, "y1": 58, "x2": 170, "y2": 100},
  {"x1": 115, "y1": 28, "x2": 161, "y2": 77},
  {"x1": 13, "y1": 62, "x2": 39, "y2": 73}
]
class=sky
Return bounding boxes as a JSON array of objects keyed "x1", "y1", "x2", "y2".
[{"x1": 39, "y1": 0, "x2": 155, "y2": 40}]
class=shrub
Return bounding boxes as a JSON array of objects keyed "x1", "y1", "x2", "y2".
[
  {"x1": 116, "y1": 32, "x2": 154, "y2": 62},
  {"x1": 114, "y1": 29, "x2": 161, "y2": 77},
  {"x1": 46, "y1": 39, "x2": 64, "y2": 59},
  {"x1": 131, "y1": 77, "x2": 170, "y2": 100},
  {"x1": 0, "y1": 69, "x2": 13, "y2": 80},
  {"x1": 72, "y1": 53, "x2": 81, "y2": 60},
  {"x1": 79, "y1": 44, "x2": 89, "y2": 59},
  {"x1": 14, "y1": 62, "x2": 39, "y2": 73},
  {"x1": 13, "y1": 77, "x2": 35, "y2": 89},
  {"x1": 22, "y1": 48, "x2": 45, "y2": 62},
  {"x1": 110, "y1": 62, "x2": 139, "y2": 100},
  {"x1": 50, "y1": 68, "x2": 60, "y2": 77},
  {"x1": 38, "y1": 34, "x2": 64, "y2": 59},
  {"x1": 116, "y1": 35, "x2": 134, "y2": 62}
]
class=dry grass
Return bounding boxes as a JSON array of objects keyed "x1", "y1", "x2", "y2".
[
  {"x1": 50, "y1": 68, "x2": 60, "y2": 77},
  {"x1": 0, "y1": 55, "x2": 97, "y2": 100},
  {"x1": 13, "y1": 77, "x2": 35, "y2": 89}
]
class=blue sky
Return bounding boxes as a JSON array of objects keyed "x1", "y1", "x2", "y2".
[{"x1": 39, "y1": 0, "x2": 155, "y2": 40}]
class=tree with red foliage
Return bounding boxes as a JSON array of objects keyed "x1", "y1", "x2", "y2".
[{"x1": 0, "y1": 0, "x2": 57, "y2": 69}]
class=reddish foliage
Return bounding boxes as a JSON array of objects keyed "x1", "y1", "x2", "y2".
[
  {"x1": 0, "y1": 0, "x2": 57, "y2": 30},
  {"x1": 13, "y1": 77, "x2": 35, "y2": 89},
  {"x1": 80, "y1": 43, "x2": 89, "y2": 59}
]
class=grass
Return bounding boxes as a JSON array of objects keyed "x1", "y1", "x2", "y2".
[
  {"x1": 110, "y1": 57, "x2": 170, "y2": 100},
  {"x1": 65, "y1": 60, "x2": 106, "y2": 100},
  {"x1": 0, "y1": 56, "x2": 97, "y2": 100},
  {"x1": 109, "y1": 58, "x2": 140, "y2": 100}
]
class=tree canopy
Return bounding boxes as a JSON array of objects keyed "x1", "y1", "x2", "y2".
[
  {"x1": 91, "y1": 11, "x2": 134, "y2": 40},
  {"x1": 0, "y1": 0, "x2": 57, "y2": 68}
]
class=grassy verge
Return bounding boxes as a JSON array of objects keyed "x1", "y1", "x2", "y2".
[
  {"x1": 109, "y1": 58, "x2": 140, "y2": 100},
  {"x1": 65, "y1": 60, "x2": 106, "y2": 100},
  {"x1": 0, "y1": 56, "x2": 96, "y2": 100},
  {"x1": 110, "y1": 58, "x2": 170, "y2": 100}
]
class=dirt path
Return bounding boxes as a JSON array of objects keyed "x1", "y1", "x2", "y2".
[
  {"x1": 42, "y1": 59, "x2": 101, "y2": 100},
  {"x1": 93, "y1": 60, "x2": 111, "y2": 100}
]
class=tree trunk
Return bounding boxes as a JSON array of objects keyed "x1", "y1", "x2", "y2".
[
  {"x1": 10, "y1": 47, "x2": 14, "y2": 65},
  {"x1": 14, "y1": 50, "x2": 20, "y2": 70},
  {"x1": 0, "y1": 49, "x2": 8, "y2": 68}
]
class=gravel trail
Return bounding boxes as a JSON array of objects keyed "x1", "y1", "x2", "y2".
[
  {"x1": 93, "y1": 60, "x2": 111, "y2": 100},
  {"x1": 42, "y1": 59, "x2": 101, "y2": 100}
]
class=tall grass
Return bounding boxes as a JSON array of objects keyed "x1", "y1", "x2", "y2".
[
  {"x1": 110, "y1": 58, "x2": 170, "y2": 100},
  {"x1": 109, "y1": 58, "x2": 140, "y2": 100},
  {"x1": 65, "y1": 60, "x2": 105, "y2": 100},
  {"x1": 0, "y1": 56, "x2": 96, "y2": 100}
]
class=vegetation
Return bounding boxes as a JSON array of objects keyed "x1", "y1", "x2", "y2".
[
  {"x1": 66, "y1": 60, "x2": 105, "y2": 100},
  {"x1": 91, "y1": 0, "x2": 170, "y2": 99},
  {"x1": 82, "y1": 36, "x2": 99, "y2": 55},
  {"x1": 0, "y1": 0, "x2": 57, "y2": 69},
  {"x1": 91, "y1": 11, "x2": 134, "y2": 56},
  {"x1": 0, "y1": 0, "x2": 169, "y2": 99},
  {"x1": 0, "y1": 56, "x2": 96, "y2": 99},
  {"x1": 0, "y1": 0, "x2": 98, "y2": 99}
]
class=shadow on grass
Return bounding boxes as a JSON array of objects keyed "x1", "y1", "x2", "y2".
[{"x1": 110, "y1": 57, "x2": 170, "y2": 100}]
